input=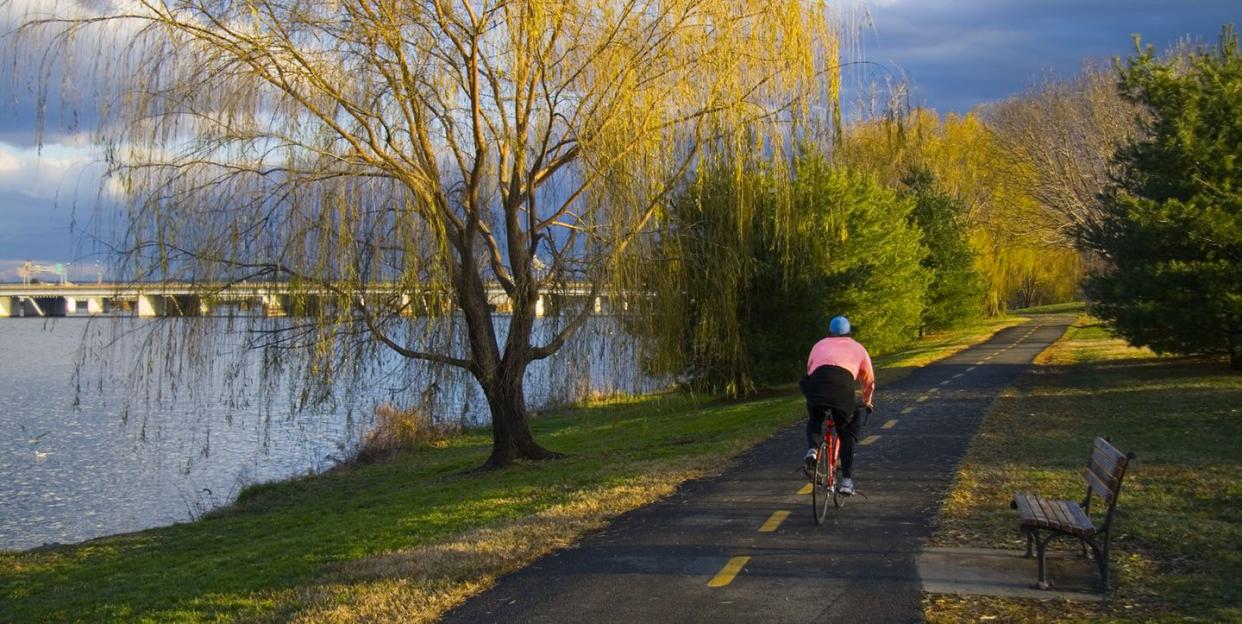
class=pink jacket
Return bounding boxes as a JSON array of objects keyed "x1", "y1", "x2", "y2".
[{"x1": 806, "y1": 336, "x2": 875, "y2": 405}]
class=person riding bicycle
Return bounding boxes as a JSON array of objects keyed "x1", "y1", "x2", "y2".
[{"x1": 800, "y1": 315, "x2": 874, "y2": 496}]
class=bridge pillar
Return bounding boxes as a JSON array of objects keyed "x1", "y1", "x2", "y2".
[
  {"x1": 535, "y1": 294, "x2": 545, "y2": 317},
  {"x1": 137, "y1": 294, "x2": 165, "y2": 317},
  {"x1": 486, "y1": 291, "x2": 511, "y2": 314},
  {"x1": 399, "y1": 294, "x2": 413, "y2": 316},
  {"x1": 86, "y1": 297, "x2": 104, "y2": 315},
  {"x1": 0, "y1": 296, "x2": 12, "y2": 317},
  {"x1": 262, "y1": 294, "x2": 287, "y2": 317}
]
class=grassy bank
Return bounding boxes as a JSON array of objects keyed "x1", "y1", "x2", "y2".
[
  {"x1": 1, "y1": 316, "x2": 1021, "y2": 624},
  {"x1": 924, "y1": 318, "x2": 1242, "y2": 622}
]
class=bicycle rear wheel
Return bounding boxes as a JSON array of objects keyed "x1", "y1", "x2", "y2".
[
  {"x1": 812, "y1": 440, "x2": 832, "y2": 525},
  {"x1": 830, "y1": 432, "x2": 845, "y2": 509}
]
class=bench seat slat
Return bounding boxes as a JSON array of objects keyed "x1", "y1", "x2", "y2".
[{"x1": 1013, "y1": 492, "x2": 1096, "y2": 537}]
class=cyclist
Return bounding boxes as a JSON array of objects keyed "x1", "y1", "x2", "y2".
[{"x1": 800, "y1": 315, "x2": 874, "y2": 495}]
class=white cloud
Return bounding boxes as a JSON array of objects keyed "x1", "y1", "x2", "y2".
[{"x1": 0, "y1": 141, "x2": 102, "y2": 201}]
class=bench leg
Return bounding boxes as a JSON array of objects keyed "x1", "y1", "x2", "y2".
[
  {"x1": 1087, "y1": 540, "x2": 1108, "y2": 592},
  {"x1": 1024, "y1": 530, "x2": 1034, "y2": 558},
  {"x1": 1035, "y1": 532, "x2": 1058, "y2": 590}
]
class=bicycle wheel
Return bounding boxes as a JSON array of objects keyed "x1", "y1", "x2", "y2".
[
  {"x1": 813, "y1": 440, "x2": 832, "y2": 525},
  {"x1": 830, "y1": 431, "x2": 845, "y2": 509}
]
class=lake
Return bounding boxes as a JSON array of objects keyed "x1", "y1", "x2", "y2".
[{"x1": 0, "y1": 316, "x2": 658, "y2": 551}]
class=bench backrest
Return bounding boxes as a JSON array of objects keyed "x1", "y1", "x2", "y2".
[{"x1": 1083, "y1": 437, "x2": 1131, "y2": 508}]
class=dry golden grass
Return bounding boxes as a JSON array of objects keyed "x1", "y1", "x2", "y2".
[
  {"x1": 292, "y1": 462, "x2": 704, "y2": 623},
  {"x1": 354, "y1": 403, "x2": 462, "y2": 463},
  {"x1": 1033, "y1": 316, "x2": 1154, "y2": 367}
]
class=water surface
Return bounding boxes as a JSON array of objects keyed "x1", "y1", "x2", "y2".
[{"x1": 0, "y1": 316, "x2": 654, "y2": 551}]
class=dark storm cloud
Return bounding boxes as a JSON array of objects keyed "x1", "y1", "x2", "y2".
[
  {"x1": 856, "y1": 0, "x2": 1240, "y2": 113},
  {"x1": 0, "y1": 189, "x2": 77, "y2": 267},
  {"x1": 0, "y1": 0, "x2": 1238, "y2": 272}
]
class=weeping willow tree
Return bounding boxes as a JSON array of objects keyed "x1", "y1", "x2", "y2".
[
  {"x1": 838, "y1": 109, "x2": 1084, "y2": 315},
  {"x1": 3, "y1": 0, "x2": 846, "y2": 467}
]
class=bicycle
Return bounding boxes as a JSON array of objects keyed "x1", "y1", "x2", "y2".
[{"x1": 808, "y1": 405, "x2": 869, "y2": 524}]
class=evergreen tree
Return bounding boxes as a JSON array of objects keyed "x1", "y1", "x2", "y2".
[
  {"x1": 772, "y1": 155, "x2": 930, "y2": 360},
  {"x1": 1082, "y1": 26, "x2": 1242, "y2": 368},
  {"x1": 903, "y1": 170, "x2": 985, "y2": 332}
]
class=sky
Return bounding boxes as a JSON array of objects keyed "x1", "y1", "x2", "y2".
[{"x1": 0, "y1": 1, "x2": 1237, "y2": 281}]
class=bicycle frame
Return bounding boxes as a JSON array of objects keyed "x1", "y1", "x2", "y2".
[
  {"x1": 812, "y1": 414, "x2": 844, "y2": 523},
  {"x1": 823, "y1": 419, "x2": 841, "y2": 480}
]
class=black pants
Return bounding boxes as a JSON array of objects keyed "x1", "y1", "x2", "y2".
[{"x1": 806, "y1": 404, "x2": 863, "y2": 479}]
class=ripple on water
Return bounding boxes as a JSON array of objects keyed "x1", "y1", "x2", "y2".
[{"x1": 0, "y1": 316, "x2": 661, "y2": 551}]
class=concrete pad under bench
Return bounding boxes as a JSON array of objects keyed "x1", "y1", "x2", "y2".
[{"x1": 919, "y1": 547, "x2": 1104, "y2": 602}]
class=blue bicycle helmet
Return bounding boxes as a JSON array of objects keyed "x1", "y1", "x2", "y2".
[{"x1": 828, "y1": 315, "x2": 851, "y2": 337}]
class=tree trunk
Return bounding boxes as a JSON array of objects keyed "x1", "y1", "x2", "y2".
[
  {"x1": 1231, "y1": 341, "x2": 1242, "y2": 370},
  {"x1": 479, "y1": 360, "x2": 561, "y2": 468}
]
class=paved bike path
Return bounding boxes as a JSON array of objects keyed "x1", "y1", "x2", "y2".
[{"x1": 442, "y1": 317, "x2": 1073, "y2": 623}]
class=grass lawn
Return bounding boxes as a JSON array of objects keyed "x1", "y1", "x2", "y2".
[
  {"x1": 1010, "y1": 301, "x2": 1087, "y2": 316},
  {"x1": 924, "y1": 318, "x2": 1242, "y2": 623},
  {"x1": 0, "y1": 316, "x2": 1022, "y2": 624}
]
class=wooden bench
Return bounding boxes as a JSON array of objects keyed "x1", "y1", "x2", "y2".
[{"x1": 1011, "y1": 437, "x2": 1136, "y2": 591}]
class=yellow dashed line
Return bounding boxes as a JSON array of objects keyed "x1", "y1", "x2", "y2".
[
  {"x1": 860, "y1": 435, "x2": 880, "y2": 446},
  {"x1": 708, "y1": 556, "x2": 750, "y2": 587},
  {"x1": 758, "y1": 510, "x2": 790, "y2": 533},
  {"x1": 966, "y1": 366, "x2": 976, "y2": 372},
  {"x1": 952, "y1": 373, "x2": 964, "y2": 379},
  {"x1": 882, "y1": 419, "x2": 897, "y2": 429},
  {"x1": 939, "y1": 380, "x2": 952, "y2": 386},
  {"x1": 797, "y1": 483, "x2": 812, "y2": 495},
  {"x1": 900, "y1": 406, "x2": 915, "y2": 415},
  {"x1": 975, "y1": 360, "x2": 986, "y2": 365}
]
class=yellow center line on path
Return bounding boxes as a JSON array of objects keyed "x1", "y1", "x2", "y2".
[
  {"x1": 975, "y1": 361, "x2": 986, "y2": 365},
  {"x1": 758, "y1": 510, "x2": 790, "y2": 533},
  {"x1": 882, "y1": 419, "x2": 897, "y2": 429},
  {"x1": 900, "y1": 406, "x2": 915, "y2": 414},
  {"x1": 916, "y1": 394, "x2": 931, "y2": 402},
  {"x1": 860, "y1": 435, "x2": 880, "y2": 446},
  {"x1": 797, "y1": 483, "x2": 812, "y2": 495},
  {"x1": 952, "y1": 373, "x2": 964, "y2": 379},
  {"x1": 939, "y1": 380, "x2": 952, "y2": 386},
  {"x1": 966, "y1": 366, "x2": 976, "y2": 372},
  {"x1": 708, "y1": 556, "x2": 751, "y2": 588}
]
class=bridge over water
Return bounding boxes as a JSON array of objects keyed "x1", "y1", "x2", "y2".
[{"x1": 0, "y1": 282, "x2": 608, "y2": 318}]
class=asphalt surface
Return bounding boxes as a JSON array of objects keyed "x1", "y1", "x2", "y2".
[{"x1": 442, "y1": 317, "x2": 1073, "y2": 624}]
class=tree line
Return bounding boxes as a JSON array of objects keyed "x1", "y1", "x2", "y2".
[
  {"x1": 648, "y1": 25, "x2": 1241, "y2": 397},
  {"x1": 4, "y1": 0, "x2": 1237, "y2": 468}
]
